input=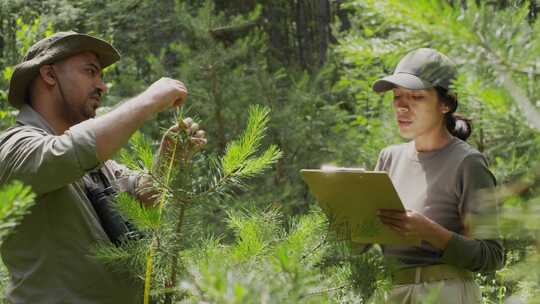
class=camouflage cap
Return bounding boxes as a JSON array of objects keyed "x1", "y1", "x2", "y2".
[
  {"x1": 7, "y1": 31, "x2": 120, "y2": 108},
  {"x1": 372, "y1": 48, "x2": 456, "y2": 93}
]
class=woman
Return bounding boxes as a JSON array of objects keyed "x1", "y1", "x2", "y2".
[{"x1": 371, "y1": 48, "x2": 504, "y2": 303}]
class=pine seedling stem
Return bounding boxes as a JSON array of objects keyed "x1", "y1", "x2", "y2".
[
  {"x1": 143, "y1": 117, "x2": 182, "y2": 304},
  {"x1": 163, "y1": 202, "x2": 187, "y2": 304},
  {"x1": 164, "y1": 154, "x2": 192, "y2": 304}
]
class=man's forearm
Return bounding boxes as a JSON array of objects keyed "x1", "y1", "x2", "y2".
[
  {"x1": 92, "y1": 94, "x2": 157, "y2": 161},
  {"x1": 84, "y1": 77, "x2": 187, "y2": 162}
]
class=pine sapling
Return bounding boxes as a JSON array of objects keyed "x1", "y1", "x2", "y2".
[{"x1": 95, "y1": 105, "x2": 282, "y2": 303}]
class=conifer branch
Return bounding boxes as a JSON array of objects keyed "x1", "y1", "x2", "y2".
[
  {"x1": 301, "y1": 236, "x2": 327, "y2": 261},
  {"x1": 146, "y1": 170, "x2": 191, "y2": 204}
]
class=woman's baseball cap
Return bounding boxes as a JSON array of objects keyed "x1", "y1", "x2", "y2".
[{"x1": 372, "y1": 48, "x2": 456, "y2": 93}]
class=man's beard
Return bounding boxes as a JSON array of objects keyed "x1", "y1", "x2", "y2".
[
  {"x1": 75, "y1": 89, "x2": 102, "y2": 121},
  {"x1": 60, "y1": 97, "x2": 95, "y2": 126},
  {"x1": 86, "y1": 88, "x2": 102, "y2": 118}
]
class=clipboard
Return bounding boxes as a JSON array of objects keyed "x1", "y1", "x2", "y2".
[{"x1": 301, "y1": 168, "x2": 420, "y2": 245}]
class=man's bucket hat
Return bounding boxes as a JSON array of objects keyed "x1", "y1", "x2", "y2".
[
  {"x1": 8, "y1": 31, "x2": 120, "y2": 108},
  {"x1": 372, "y1": 48, "x2": 456, "y2": 93}
]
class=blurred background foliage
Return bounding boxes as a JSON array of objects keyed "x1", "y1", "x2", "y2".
[{"x1": 2, "y1": 0, "x2": 540, "y2": 302}]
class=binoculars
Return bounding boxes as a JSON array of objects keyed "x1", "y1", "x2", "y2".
[{"x1": 85, "y1": 172, "x2": 142, "y2": 246}]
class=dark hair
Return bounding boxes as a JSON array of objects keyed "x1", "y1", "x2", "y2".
[{"x1": 434, "y1": 86, "x2": 472, "y2": 141}]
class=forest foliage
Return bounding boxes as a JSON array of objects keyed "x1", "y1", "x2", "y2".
[{"x1": 1, "y1": 0, "x2": 540, "y2": 303}]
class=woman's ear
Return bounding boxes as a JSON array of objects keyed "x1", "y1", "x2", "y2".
[
  {"x1": 38, "y1": 65, "x2": 57, "y2": 86},
  {"x1": 439, "y1": 102, "x2": 450, "y2": 114}
]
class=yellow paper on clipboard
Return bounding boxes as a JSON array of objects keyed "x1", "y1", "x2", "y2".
[{"x1": 301, "y1": 168, "x2": 420, "y2": 245}]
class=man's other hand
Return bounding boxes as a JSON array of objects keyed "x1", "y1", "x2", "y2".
[{"x1": 155, "y1": 117, "x2": 207, "y2": 169}]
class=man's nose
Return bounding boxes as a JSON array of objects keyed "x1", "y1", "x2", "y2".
[{"x1": 96, "y1": 77, "x2": 108, "y2": 94}]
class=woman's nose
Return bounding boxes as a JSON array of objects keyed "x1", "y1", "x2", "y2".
[
  {"x1": 396, "y1": 106, "x2": 409, "y2": 113},
  {"x1": 393, "y1": 99, "x2": 409, "y2": 112}
]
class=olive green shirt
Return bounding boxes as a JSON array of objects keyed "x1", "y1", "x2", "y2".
[
  {"x1": 0, "y1": 105, "x2": 141, "y2": 303},
  {"x1": 375, "y1": 137, "x2": 504, "y2": 272}
]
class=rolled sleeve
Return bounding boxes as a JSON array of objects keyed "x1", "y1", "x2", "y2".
[
  {"x1": 0, "y1": 119, "x2": 100, "y2": 195},
  {"x1": 103, "y1": 160, "x2": 142, "y2": 197},
  {"x1": 68, "y1": 120, "x2": 100, "y2": 171}
]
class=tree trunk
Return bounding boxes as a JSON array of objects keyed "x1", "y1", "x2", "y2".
[
  {"x1": 529, "y1": 0, "x2": 539, "y2": 21},
  {"x1": 265, "y1": 0, "x2": 291, "y2": 68},
  {"x1": 211, "y1": 66, "x2": 227, "y2": 153},
  {"x1": 317, "y1": 0, "x2": 330, "y2": 67},
  {"x1": 295, "y1": 0, "x2": 309, "y2": 70}
]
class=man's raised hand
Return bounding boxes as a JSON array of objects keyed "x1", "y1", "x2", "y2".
[{"x1": 141, "y1": 77, "x2": 188, "y2": 113}]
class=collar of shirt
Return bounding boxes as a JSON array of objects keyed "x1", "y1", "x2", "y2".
[{"x1": 15, "y1": 104, "x2": 56, "y2": 135}]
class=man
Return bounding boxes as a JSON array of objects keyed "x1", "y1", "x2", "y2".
[{"x1": 0, "y1": 31, "x2": 204, "y2": 303}]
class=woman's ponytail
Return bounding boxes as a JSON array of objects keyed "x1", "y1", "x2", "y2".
[
  {"x1": 445, "y1": 113, "x2": 472, "y2": 141},
  {"x1": 435, "y1": 86, "x2": 472, "y2": 141}
]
